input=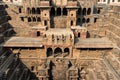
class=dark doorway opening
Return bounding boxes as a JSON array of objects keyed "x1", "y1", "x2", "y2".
[
  {"x1": 64, "y1": 48, "x2": 69, "y2": 54},
  {"x1": 32, "y1": 8, "x2": 36, "y2": 14},
  {"x1": 37, "y1": 31, "x2": 40, "y2": 36},
  {"x1": 63, "y1": 48, "x2": 70, "y2": 57},
  {"x1": 86, "y1": 18, "x2": 90, "y2": 23},
  {"x1": 28, "y1": 17, "x2": 31, "y2": 22},
  {"x1": 37, "y1": 17, "x2": 41, "y2": 22},
  {"x1": 31, "y1": 66, "x2": 34, "y2": 71},
  {"x1": 19, "y1": 8, "x2": 22, "y2": 13},
  {"x1": 63, "y1": 8, "x2": 67, "y2": 16},
  {"x1": 78, "y1": 32, "x2": 80, "y2": 37},
  {"x1": 47, "y1": 48, "x2": 53, "y2": 57},
  {"x1": 97, "y1": 9, "x2": 100, "y2": 14},
  {"x1": 71, "y1": 20, "x2": 73, "y2": 26},
  {"x1": 83, "y1": 8, "x2": 86, "y2": 15},
  {"x1": 87, "y1": 8, "x2": 91, "y2": 15},
  {"x1": 57, "y1": 8, "x2": 61, "y2": 16},
  {"x1": 94, "y1": 18, "x2": 97, "y2": 23},
  {"x1": 33, "y1": 17, "x2": 36, "y2": 22},
  {"x1": 44, "y1": 20, "x2": 47, "y2": 26},
  {"x1": 82, "y1": 18, "x2": 86, "y2": 23},
  {"x1": 77, "y1": 8, "x2": 81, "y2": 15},
  {"x1": 21, "y1": 17, "x2": 24, "y2": 21},
  {"x1": 36, "y1": 8, "x2": 40, "y2": 14},
  {"x1": 54, "y1": 47, "x2": 62, "y2": 55},
  {"x1": 50, "y1": 7, "x2": 55, "y2": 16}
]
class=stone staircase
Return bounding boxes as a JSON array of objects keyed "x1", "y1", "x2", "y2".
[
  {"x1": 6, "y1": 8, "x2": 29, "y2": 28},
  {"x1": 53, "y1": 16, "x2": 67, "y2": 28},
  {"x1": 5, "y1": 6, "x2": 31, "y2": 37}
]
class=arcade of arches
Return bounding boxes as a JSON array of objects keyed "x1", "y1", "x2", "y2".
[
  {"x1": 28, "y1": 17, "x2": 41, "y2": 22},
  {"x1": 26, "y1": 7, "x2": 91, "y2": 15},
  {"x1": 26, "y1": 7, "x2": 69, "y2": 16},
  {"x1": 50, "y1": 7, "x2": 68, "y2": 16},
  {"x1": 27, "y1": 17, "x2": 90, "y2": 24},
  {"x1": 77, "y1": 8, "x2": 91, "y2": 15},
  {"x1": 26, "y1": 7, "x2": 91, "y2": 24},
  {"x1": 50, "y1": 7, "x2": 91, "y2": 16},
  {"x1": 27, "y1": 7, "x2": 41, "y2": 14},
  {"x1": 76, "y1": 18, "x2": 90, "y2": 25},
  {"x1": 46, "y1": 47, "x2": 70, "y2": 57}
]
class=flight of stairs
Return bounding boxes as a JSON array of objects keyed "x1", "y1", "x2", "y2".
[{"x1": 5, "y1": 6, "x2": 31, "y2": 37}]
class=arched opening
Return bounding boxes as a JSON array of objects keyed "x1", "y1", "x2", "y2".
[
  {"x1": 37, "y1": 31, "x2": 40, "y2": 36},
  {"x1": 47, "y1": 48, "x2": 53, "y2": 57},
  {"x1": 94, "y1": 18, "x2": 97, "y2": 23},
  {"x1": 36, "y1": 8, "x2": 40, "y2": 14},
  {"x1": 64, "y1": 48, "x2": 70, "y2": 54},
  {"x1": 31, "y1": 66, "x2": 34, "y2": 71},
  {"x1": 70, "y1": 20, "x2": 73, "y2": 26},
  {"x1": 57, "y1": 7, "x2": 61, "y2": 16},
  {"x1": 86, "y1": 18, "x2": 90, "y2": 23},
  {"x1": 7, "y1": 16, "x2": 11, "y2": 20},
  {"x1": 32, "y1": 8, "x2": 36, "y2": 14},
  {"x1": 97, "y1": 9, "x2": 100, "y2": 14},
  {"x1": 37, "y1": 17, "x2": 41, "y2": 22},
  {"x1": 77, "y1": 18, "x2": 81, "y2": 25},
  {"x1": 44, "y1": 20, "x2": 47, "y2": 26},
  {"x1": 21, "y1": 17, "x2": 24, "y2": 21},
  {"x1": 28, "y1": 17, "x2": 31, "y2": 22},
  {"x1": 27, "y1": 8, "x2": 31, "y2": 14},
  {"x1": 82, "y1": 8, "x2": 86, "y2": 15},
  {"x1": 78, "y1": 32, "x2": 80, "y2": 37},
  {"x1": 87, "y1": 8, "x2": 91, "y2": 15},
  {"x1": 50, "y1": 7, "x2": 55, "y2": 16},
  {"x1": 19, "y1": 8, "x2": 22, "y2": 13},
  {"x1": 63, "y1": 48, "x2": 70, "y2": 57},
  {"x1": 63, "y1": 8, "x2": 67, "y2": 16},
  {"x1": 54, "y1": 47, "x2": 62, "y2": 55},
  {"x1": 82, "y1": 18, "x2": 86, "y2": 23},
  {"x1": 33, "y1": 17, "x2": 36, "y2": 22},
  {"x1": 77, "y1": 8, "x2": 82, "y2": 15}
]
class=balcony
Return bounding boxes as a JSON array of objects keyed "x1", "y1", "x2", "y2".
[
  {"x1": 67, "y1": 1, "x2": 77, "y2": 7},
  {"x1": 39, "y1": 1, "x2": 50, "y2": 7}
]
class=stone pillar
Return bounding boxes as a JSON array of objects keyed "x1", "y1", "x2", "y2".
[{"x1": 55, "y1": 8, "x2": 57, "y2": 16}]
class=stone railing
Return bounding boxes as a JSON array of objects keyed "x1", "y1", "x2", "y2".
[
  {"x1": 38, "y1": 1, "x2": 50, "y2": 7},
  {"x1": 67, "y1": 1, "x2": 77, "y2": 6}
]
